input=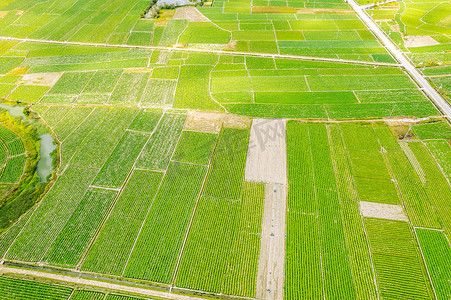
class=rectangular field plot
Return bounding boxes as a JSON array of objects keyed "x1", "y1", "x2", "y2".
[
  {"x1": 136, "y1": 112, "x2": 187, "y2": 171},
  {"x1": 203, "y1": 128, "x2": 250, "y2": 200},
  {"x1": 82, "y1": 170, "x2": 163, "y2": 275},
  {"x1": 93, "y1": 131, "x2": 149, "y2": 189},
  {"x1": 43, "y1": 188, "x2": 118, "y2": 268},
  {"x1": 69, "y1": 107, "x2": 138, "y2": 169},
  {"x1": 172, "y1": 130, "x2": 218, "y2": 165},
  {"x1": 123, "y1": 162, "x2": 207, "y2": 283},
  {"x1": 175, "y1": 182, "x2": 265, "y2": 297},
  {"x1": 285, "y1": 121, "x2": 357, "y2": 299},
  {"x1": 0, "y1": 276, "x2": 72, "y2": 300},
  {"x1": 416, "y1": 228, "x2": 451, "y2": 299},
  {"x1": 364, "y1": 218, "x2": 434, "y2": 299},
  {"x1": 47, "y1": 72, "x2": 95, "y2": 95}
]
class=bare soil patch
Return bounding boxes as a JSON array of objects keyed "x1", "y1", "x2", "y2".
[
  {"x1": 184, "y1": 111, "x2": 224, "y2": 133},
  {"x1": 405, "y1": 36, "x2": 440, "y2": 47},
  {"x1": 245, "y1": 119, "x2": 287, "y2": 185},
  {"x1": 173, "y1": 7, "x2": 209, "y2": 22},
  {"x1": 389, "y1": 24, "x2": 400, "y2": 32},
  {"x1": 222, "y1": 40, "x2": 237, "y2": 51},
  {"x1": 222, "y1": 113, "x2": 251, "y2": 129},
  {"x1": 360, "y1": 201, "x2": 408, "y2": 221},
  {"x1": 0, "y1": 12, "x2": 8, "y2": 18},
  {"x1": 21, "y1": 73, "x2": 61, "y2": 86}
]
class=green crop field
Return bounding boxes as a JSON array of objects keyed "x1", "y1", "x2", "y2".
[
  {"x1": 0, "y1": 126, "x2": 26, "y2": 184},
  {"x1": 0, "y1": 275, "x2": 158, "y2": 299},
  {"x1": 0, "y1": 0, "x2": 450, "y2": 298}
]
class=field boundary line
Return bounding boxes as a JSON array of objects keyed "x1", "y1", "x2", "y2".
[{"x1": 0, "y1": 36, "x2": 400, "y2": 67}]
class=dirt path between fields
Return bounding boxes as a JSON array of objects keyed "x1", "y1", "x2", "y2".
[
  {"x1": 256, "y1": 184, "x2": 287, "y2": 300},
  {"x1": 0, "y1": 265, "x2": 204, "y2": 300}
]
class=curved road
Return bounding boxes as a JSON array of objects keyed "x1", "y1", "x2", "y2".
[{"x1": 347, "y1": 0, "x2": 451, "y2": 119}]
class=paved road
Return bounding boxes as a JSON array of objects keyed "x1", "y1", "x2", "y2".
[
  {"x1": 347, "y1": 0, "x2": 451, "y2": 119},
  {"x1": 0, "y1": 36, "x2": 398, "y2": 67}
]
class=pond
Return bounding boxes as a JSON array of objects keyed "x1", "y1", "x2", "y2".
[
  {"x1": 0, "y1": 103, "x2": 26, "y2": 120},
  {"x1": 0, "y1": 103, "x2": 56, "y2": 182},
  {"x1": 37, "y1": 133, "x2": 56, "y2": 182}
]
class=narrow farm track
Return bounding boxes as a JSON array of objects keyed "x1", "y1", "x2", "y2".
[
  {"x1": 0, "y1": 265, "x2": 205, "y2": 300},
  {"x1": 0, "y1": 36, "x2": 399, "y2": 67},
  {"x1": 348, "y1": 0, "x2": 451, "y2": 120}
]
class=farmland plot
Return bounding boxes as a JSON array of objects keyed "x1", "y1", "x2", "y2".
[
  {"x1": 364, "y1": 218, "x2": 434, "y2": 299},
  {"x1": 176, "y1": 182, "x2": 264, "y2": 297},
  {"x1": 69, "y1": 107, "x2": 138, "y2": 169},
  {"x1": 171, "y1": 131, "x2": 218, "y2": 165},
  {"x1": 136, "y1": 112, "x2": 186, "y2": 171},
  {"x1": 203, "y1": 128, "x2": 250, "y2": 200},
  {"x1": 43, "y1": 188, "x2": 118, "y2": 268},
  {"x1": 285, "y1": 121, "x2": 357, "y2": 299},
  {"x1": 6, "y1": 165, "x2": 98, "y2": 262},
  {"x1": 0, "y1": 276, "x2": 72, "y2": 300},
  {"x1": 82, "y1": 170, "x2": 163, "y2": 275},
  {"x1": 93, "y1": 131, "x2": 149, "y2": 189},
  {"x1": 416, "y1": 228, "x2": 451, "y2": 299},
  {"x1": 123, "y1": 162, "x2": 207, "y2": 283}
]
